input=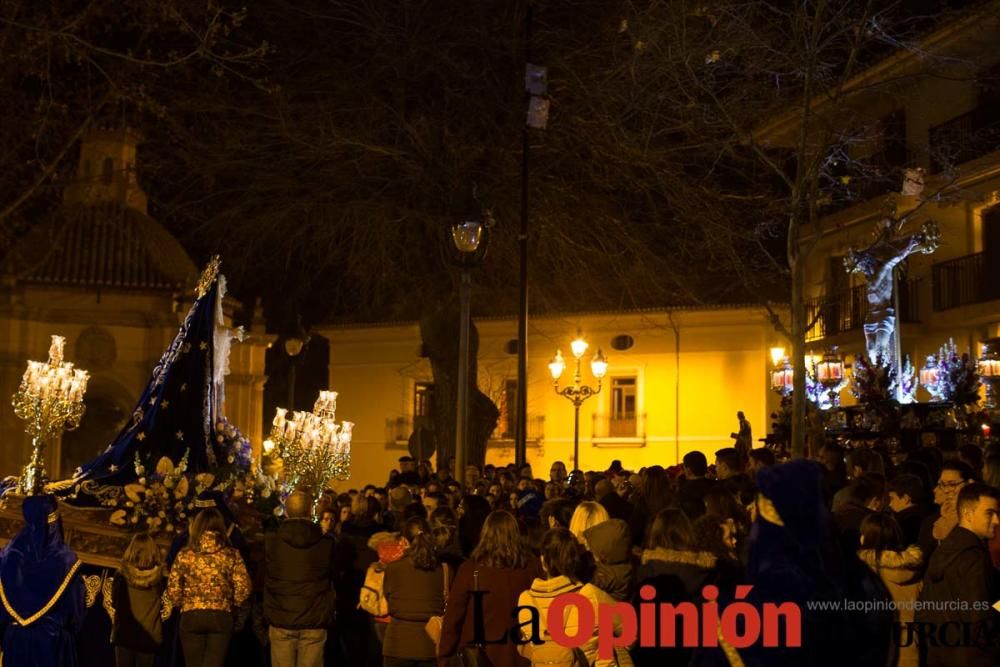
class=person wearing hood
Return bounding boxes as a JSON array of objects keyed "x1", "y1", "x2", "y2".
[
  {"x1": 517, "y1": 528, "x2": 632, "y2": 667},
  {"x1": 162, "y1": 508, "x2": 252, "y2": 667},
  {"x1": 265, "y1": 491, "x2": 337, "y2": 667},
  {"x1": 0, "y1": 494, "x2": 85, "y2": 667},
  {"x1": 697, "y1": 459, "x2": 892, "y2": 667},
  {"x1": 856, "y1": 513, "x2": 922, "y2": 667},
  {"x1": 634, "y1": 508, "x2": 717, "y2": 667},
  {"x1": 112, "y1": 533, "x2": 166, "y2": 666},
  {"x1": 916, "y1": 483, "x2": 1000, "y2": 667},
  {"x1": 582, "y1": 518, "x2": 635, "y2": 601}
]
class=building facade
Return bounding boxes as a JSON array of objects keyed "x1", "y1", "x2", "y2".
[
  {"x1": 759, "y1": 2, "x2": 1000, "y2": 399},
  {"x1": 319, "y1": 307, "x2": 781, "y2": 489},
  {"x1": 0, "y1": 128, "x2": 272, "y2": 481}
]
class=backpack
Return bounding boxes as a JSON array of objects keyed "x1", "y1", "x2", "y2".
[{"x1": 358, "y1": 562, "x2": 389, "y2": 617}]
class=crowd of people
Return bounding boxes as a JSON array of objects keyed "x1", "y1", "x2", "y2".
[{"x1": 3, "y1": 443, "x2": 1000, "y2": 667}]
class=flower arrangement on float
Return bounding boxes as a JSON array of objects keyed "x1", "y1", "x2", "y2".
[
  {"x1": 106, "y1": 419, "x2": 273, "y2": 535},
  {"x1": 927, "y1": 339, "x2": 981, "y2": 406}
]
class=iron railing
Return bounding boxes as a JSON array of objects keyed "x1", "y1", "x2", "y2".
[
  {"x1": 805, "y1": 279, "x2": 921, "y2": 342},
  {"x1": 929, "y1": 107, "x2": 1000, "y2": 173},
  {"x1": 593, "y1": 413, "x2": 646, "y2": 439},
  {"x1": 932, "y1": 252, "x2": 1000, "y2": 310},
  {"x1": 490, "y1": 415, "x2": 545, "y2": 443}
]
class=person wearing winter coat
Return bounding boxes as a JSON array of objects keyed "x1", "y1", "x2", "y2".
[
  {"x1": 916, "y1": 483, "x2": 1000, "y2": 667},
  {"x1": 634, "y1": 509, "x2": 716, "y2": 667},
  {"x1": 264, "y1": 491, "x2": 337, "y2": 667},
  {"x1": 162, "y1": 509, "x2": 252, "y2": 667},
  {"x1": 582, "y1": 519, "x2": 635, "y2": 602},
  {"x1": 517, "y1": 528, "x2": 633, "y2": 667},
  {"x1": 857, "y1": 513, "x2": 923, "y2": 667},
  {"x1": 367, "y1": 531, "x2": 407, "y2": 643},
  {"x1": 439, "y1": 511, "x2": 542, "y2": 667},
  {"x1": 381, "y1": 517, "x2": 448, "y2": 667},
  {"x1": 112, "y1": 533, "x2": 166, "y2": 666}
]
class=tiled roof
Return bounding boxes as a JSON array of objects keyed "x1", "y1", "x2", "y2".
[{"x1": 3, "y1": 202, "x2": 197, "y2": 290}]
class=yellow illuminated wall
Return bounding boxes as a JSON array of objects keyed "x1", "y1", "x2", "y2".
[{"x1": 319, "y1": 307, "x2": 782, "y2": 489}]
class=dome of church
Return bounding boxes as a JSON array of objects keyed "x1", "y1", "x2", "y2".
[{"x1": 2, "y1": 127, "x2": 197, "y2": 291}]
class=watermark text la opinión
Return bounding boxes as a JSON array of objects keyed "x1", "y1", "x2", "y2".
[{"x1": 471, "y1": 584, "x2": 801, "y2": 659}]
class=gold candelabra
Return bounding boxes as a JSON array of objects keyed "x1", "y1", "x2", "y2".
[
  {"x1": 264, "y1": 390, "x2": 353, "y2": 494},
  {"x1": 12, "y1": 335, "x2": 90, "y2": 494}
]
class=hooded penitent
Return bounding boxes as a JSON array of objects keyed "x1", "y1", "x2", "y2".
[
  {"x1": 709, "y1": 459, "x2": 893, "y2": 667},
  {"x1": 0, "y1": 494, "x2": 85, "y2": 667}
]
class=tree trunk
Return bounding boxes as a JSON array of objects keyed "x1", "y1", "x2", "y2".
[
  {"x1": 790, "y1": 258, "x2": 807, "y2": 459},
  {"x1": 419, "y1": 299, "x2": 499, "y2": 471}
]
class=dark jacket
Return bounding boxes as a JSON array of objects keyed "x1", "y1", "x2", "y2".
[
  {"x1": 111, "y1": 564, "x2": 165, "y2": 653},
  {"x1": 634, "y1": 547, "x2": 717, "y2": 667},
  {"x1": 439, "y1": 559, "x2": 543, "y2": 667},
  {"x1": 637, "y1": 547, "x2": 717, "y2": 595},
  {"x1": 832, "y1": 501, "x2": 872, "y2": 550},
  {"x1": 894, "y1": 505, "x2": 926, "y2": 549},
  {"x1": 598, "y1": 491, "x2": 633, "y2": 523},
  {"x1": 673, "y1": 477, "x2": 714, "y2": 520},
  {"x1": 916, "y1": 526, "x2": 1000, "y2": 667},
  {"x1": 583, "y1": 519, "x2": 635, "y2": 601},
  {"x1": 382, "y1": 555, "x2": 447, "y2": 660},
  {"x1": 264, "y1": 518, "x2": 336, "y2": 629}
]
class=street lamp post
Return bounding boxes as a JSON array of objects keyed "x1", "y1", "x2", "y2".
[
  {"x1": 450, "y1": 219, "x2": 489, "y2": 486},
  {"x1": 548, "y1": 333, "x2": 607, "y2": 471}
]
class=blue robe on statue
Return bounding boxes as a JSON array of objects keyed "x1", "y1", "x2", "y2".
[{"x1": 0, "y1": 495, "x2": 85, "y2": 667}]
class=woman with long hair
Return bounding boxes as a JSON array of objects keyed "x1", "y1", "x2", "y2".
[
  {"x1": 858, "y1": 513, "x2": 922, "y2": 667},
  {"x1": 703, "y1": 486, "x2": 751, "y2": 561},
  {"x1": 630, "y1": 466, "x2": 672, "y2": 547},
  {"x1": 112, "y1": 533, "x2": 165, "y2": 667},
  {"x1": 382, "y1": 517, "x2": 448, "y2": 667},
  {"x1": 439, "y1": 511, "x2": 543, "y2": 667},
  {"x1": 163, "y1": 509, "x2": 251, "y2": 667},
  {"x1": 517, "y1": 528, "x2": 632, "y2": 667}
]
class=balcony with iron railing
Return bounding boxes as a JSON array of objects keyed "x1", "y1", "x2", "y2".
[
  {"x1": 592, "y1": 413, "x2": 646, "y2": 446},
  {"x1": 929, "y1": 106, "x2": 1000, "y2": 174},
  {"x1": 932, "y1": 252, "x2": 1000, "y2": 311},
  {"x1": 805, "y1": 279, "x2": 921, "y2": 342},
  {"x1": 489, "y1": 415, "x2": 545, "y2": 446},
  {"x1": 388, "y1": 415, "x2": 439, "y2": 448}
]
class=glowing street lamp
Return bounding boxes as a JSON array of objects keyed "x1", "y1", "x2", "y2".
[
  {"x1": 449, "y1": 218, "x2": 488, "y2": 485},
  {"x1": 549, "y1": 333, "x2": 607, "y2": 471}
]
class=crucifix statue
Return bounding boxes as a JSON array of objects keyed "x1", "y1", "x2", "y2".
[{"x1": 844, "y1": 214, "x2": 939, "y2": 400}]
